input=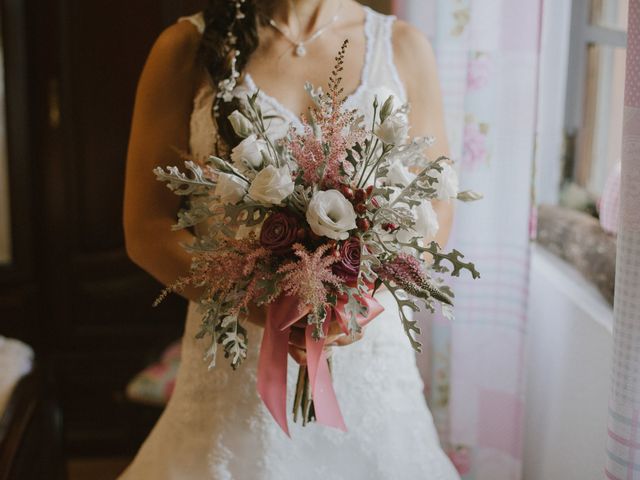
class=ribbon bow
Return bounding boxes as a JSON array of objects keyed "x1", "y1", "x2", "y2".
[{"x1": 257, "y1": 292, "x2": 384, "y2": 436}]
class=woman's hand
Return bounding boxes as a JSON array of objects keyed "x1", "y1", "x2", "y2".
[
  {"x1": 288, "y1": 322, "x2": 365, "y2": 365},
  {"x1": 246, "y1": 303, "x2": 365, "y2": 365}
]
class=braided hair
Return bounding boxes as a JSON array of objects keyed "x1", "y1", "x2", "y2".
[{"x1": 197, "y1": 0, "x2": 275, "y2": 151}]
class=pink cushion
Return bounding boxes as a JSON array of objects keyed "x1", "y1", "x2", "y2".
[{"x1": 126, "y1": 340, "x2": 181, "y2": 406}]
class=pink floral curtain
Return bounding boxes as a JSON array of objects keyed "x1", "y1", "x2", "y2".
[
  {"x1": 393, "y1": 1, "x2": 542, "y2": 478},
  {"x1": 605, "y1": 1, "x2": 640, "y2": 478}
]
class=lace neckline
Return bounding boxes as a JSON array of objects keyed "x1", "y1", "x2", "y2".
[{"x1": 242, "y1": 6, "x2": 375, "y2": 128}]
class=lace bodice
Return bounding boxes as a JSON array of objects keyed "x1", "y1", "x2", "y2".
[{"x1": 118, "y1": 8, "x2": 459, "y2": 480}]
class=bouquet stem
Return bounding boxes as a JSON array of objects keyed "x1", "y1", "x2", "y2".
[{"x1": 292, "y1": 358, "x2": 333, "y2": 426}]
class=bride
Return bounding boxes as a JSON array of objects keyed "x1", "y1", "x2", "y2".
[{"x1": 121, "y1": 0, "x2": 459, "y2": 478}]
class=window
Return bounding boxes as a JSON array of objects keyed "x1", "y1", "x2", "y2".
[{"x1": 564, "y1": 0, "x2": 627, "y2": 200}]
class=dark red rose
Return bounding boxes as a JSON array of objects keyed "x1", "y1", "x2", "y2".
[
  {"x1": 356, "y1": 218, "x2": 371, "y2": 232},
  {"x1": 332, "y1": 237, "x2": 361, "y2": 285},
  {"x1": 259, "y1": 211, "x2": 300, "y2": 255},
  {"x1": 354, "y1": 189, "x2": 367, "y2": 203}
]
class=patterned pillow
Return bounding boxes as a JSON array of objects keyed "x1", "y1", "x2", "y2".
[{"x1": 125, "y1": 340, "x2": 181, "y2": 406}]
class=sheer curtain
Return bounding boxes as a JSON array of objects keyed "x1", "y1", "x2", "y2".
[
  {"x1": 393, "y1": 1, "x2": 542, "y2": 479},
  {"x1": 605, "y1": 1, "x2": 640, "y2": 478}
]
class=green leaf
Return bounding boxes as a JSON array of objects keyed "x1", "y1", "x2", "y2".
[
  {"x1": 223, "y1": 202, "x2": 270, "y2": 227},
  {"x1": 153, "y1": 161, "x2": 215, "y2": 196},
  {"x1": 457, "y1": 190, "x2": 484, "y2": 202},
  {"x1": 426, "y1": 241, "x2": 481, "y2": 279},
  {"x1": 382, "y1": 280, "x2": 423, "y2": 353}
]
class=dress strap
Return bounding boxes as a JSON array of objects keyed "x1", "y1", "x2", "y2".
[
  {"x1": 364, "y1": 10, "x2": 408, "y2": 102},
  {"x1": 177, "y1": 12, "x2": 205, "y2": 35}
]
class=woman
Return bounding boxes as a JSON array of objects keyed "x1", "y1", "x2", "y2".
[{"x1": 122, "y1": 0, "x2": 458, "y2": 478}]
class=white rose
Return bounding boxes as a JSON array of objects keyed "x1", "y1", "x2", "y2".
[
  {"x1": 228, "y1": 110, "x2": 254, "y2": 138},
  {"x1": 230, "y1": 134, "x2": 267, "y2": 174},
  {"x1": 392, "y1": 201, "x2": 439, "y2": 248},
  {"x1": 215, "y1": 173, "x2": 248, "y2": 204},
  {"x1": 306, "y1": 190, "x2": 357, "y2": 240},
  {"x1": 415, "y1": 200, "x2": 440, "y2": 240},
  {"x1": 374, "y1": 113, "x2": 409, "y2": 145},
  {"x1": 385, "y1": 161, "x2": 416, "y2": 186},
  {"x1": 247, "y1": 165, "x2": 294, "y2": 205},
  {"x1": 433, "y1": 163, "x2": 459, "y2": 200}
]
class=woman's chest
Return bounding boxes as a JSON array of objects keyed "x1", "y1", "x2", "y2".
[{"x1": 244, "y1": 33, "x2": 368, "y2": 117}]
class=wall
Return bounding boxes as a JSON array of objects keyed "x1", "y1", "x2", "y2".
[{"x1": 523, "y1": 245, "x2": 613, "y2": 479}]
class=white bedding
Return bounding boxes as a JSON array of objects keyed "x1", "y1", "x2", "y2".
[{"x1": 0, "y1": 336, "x2": 33, "y2": 417}]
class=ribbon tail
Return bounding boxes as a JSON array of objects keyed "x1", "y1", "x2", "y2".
[
  {"x1": 305, "y1": 311, "x2": 347, "y2": 432},
  {"x1": 257, "y1": 309, "x2": 292, "y2": 437}
]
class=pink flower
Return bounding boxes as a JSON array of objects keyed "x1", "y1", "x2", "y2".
[
  {"x1": 332, "y1": 237, "x2": 361, "y2": 286},
  {"x1": 259, "y1": 211, "x2": 300, "y2": 255},
  {"x1": 461, "y1": 122, "x2": 488, "y2": 168},
  {"x1": 467, "y1": 54, "x2": 490, "y2": 91},
  {"x1": 277, "y1": 243, "x2": 343, "y2": 314},
  {"x1": 375, "y1": 253, "x2": 452, "y2": 306}
]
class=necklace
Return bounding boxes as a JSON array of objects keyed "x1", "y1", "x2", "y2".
[{"x1": 269, "y1": 2, "x2": 343, "y2": 57}]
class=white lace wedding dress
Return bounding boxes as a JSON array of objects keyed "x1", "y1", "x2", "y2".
[{"x1": 119, "y1": 8, "x2": 460, "y2": 480}]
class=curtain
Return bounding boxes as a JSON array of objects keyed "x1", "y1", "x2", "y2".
[
  {"x1": 393, "y1": 1, "x2": 542, "y2": 479},
  {"x1": 605, "y1": 1, "x2": 640, "y2": 478}
]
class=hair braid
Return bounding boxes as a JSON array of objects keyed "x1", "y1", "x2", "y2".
[{"x1": 197, "y1": 0, "x2": 272, "y2": 152}]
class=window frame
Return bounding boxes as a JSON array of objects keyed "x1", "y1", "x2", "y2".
[{"x1": 564, "y1": 0, "x2": 627, "y2": 191}]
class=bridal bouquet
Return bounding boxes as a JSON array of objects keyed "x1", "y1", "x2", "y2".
[{"x1": 154, "y1": 41, "x2": 480, "y2": 435}]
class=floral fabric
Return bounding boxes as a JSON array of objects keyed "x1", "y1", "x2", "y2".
[{"x1": 394, "y1": 1, "x2": 543, "y2": 478}]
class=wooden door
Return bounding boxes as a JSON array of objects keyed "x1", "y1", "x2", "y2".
[{"x1": 0, "y1": 0, "x2": 391, "y2": 457}]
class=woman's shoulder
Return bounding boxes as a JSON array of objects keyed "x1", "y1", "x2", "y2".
[
  {"x1": 136, "y1": 16, "x2": 204, "y2": 100},
  {"x1": 390, "y1": 19, "x2": 438, "y2": 98},
  {"x1": 140, "y1": 15, "x2": 204, "y2": 86},
  {"x1": 153, "y1": 16, "x2": 202, "y2": 62},
  {"x1": 391, "y1": 19, "x2": 434, "y2": 60}
]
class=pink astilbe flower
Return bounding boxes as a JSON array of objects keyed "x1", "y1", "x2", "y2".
[
  {"x1": 157, "y1": 236, "x2": 274, "y2": 313},
  {"x1": 286, "y1": 40, "x2": 366, "y2": 188},
  {"x1": 375, "y1": 253, "x2": 452, "y2": 305},
  {"x1": 277, "y1": 243, "x2": 344, "y2": 314}
]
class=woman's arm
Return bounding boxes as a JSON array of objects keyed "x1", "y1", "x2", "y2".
[
  {"x1": 393, "y1": 21, "x2": 455, "y2": 247},
  {"x1": 123, "y1": 21, "x2": 205, "y2": 303}
]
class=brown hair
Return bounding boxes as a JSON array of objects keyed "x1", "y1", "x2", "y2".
[{"x1": 197, "y1": 0, "x2": 274, "y2": 150}]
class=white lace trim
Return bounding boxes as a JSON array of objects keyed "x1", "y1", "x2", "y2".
[
  {"x1": 383, "y1": 15, "x2": 408, "y2": 103},
  {"x1": 177, "y1": 12, "x2": 205, "y2": 34},
  {"x1": 242, "y1": 6, "x2": 376, "y2": 128}
]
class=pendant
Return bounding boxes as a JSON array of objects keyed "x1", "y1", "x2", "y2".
[{"x1": 295, "y1": 43, "x2": 307, "y2": 57}]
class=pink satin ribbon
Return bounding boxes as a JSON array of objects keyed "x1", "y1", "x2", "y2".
[{"x1": 257, "y1": 292, "x2": 384, "y2": 436}]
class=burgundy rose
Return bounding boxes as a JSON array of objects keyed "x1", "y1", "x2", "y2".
[
  {"x1": 259, "y1": 211, "x2": 300, "y2": 255},
  {"x1": 332, "y1": 237, "x2": 361, "y2": 285}
]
